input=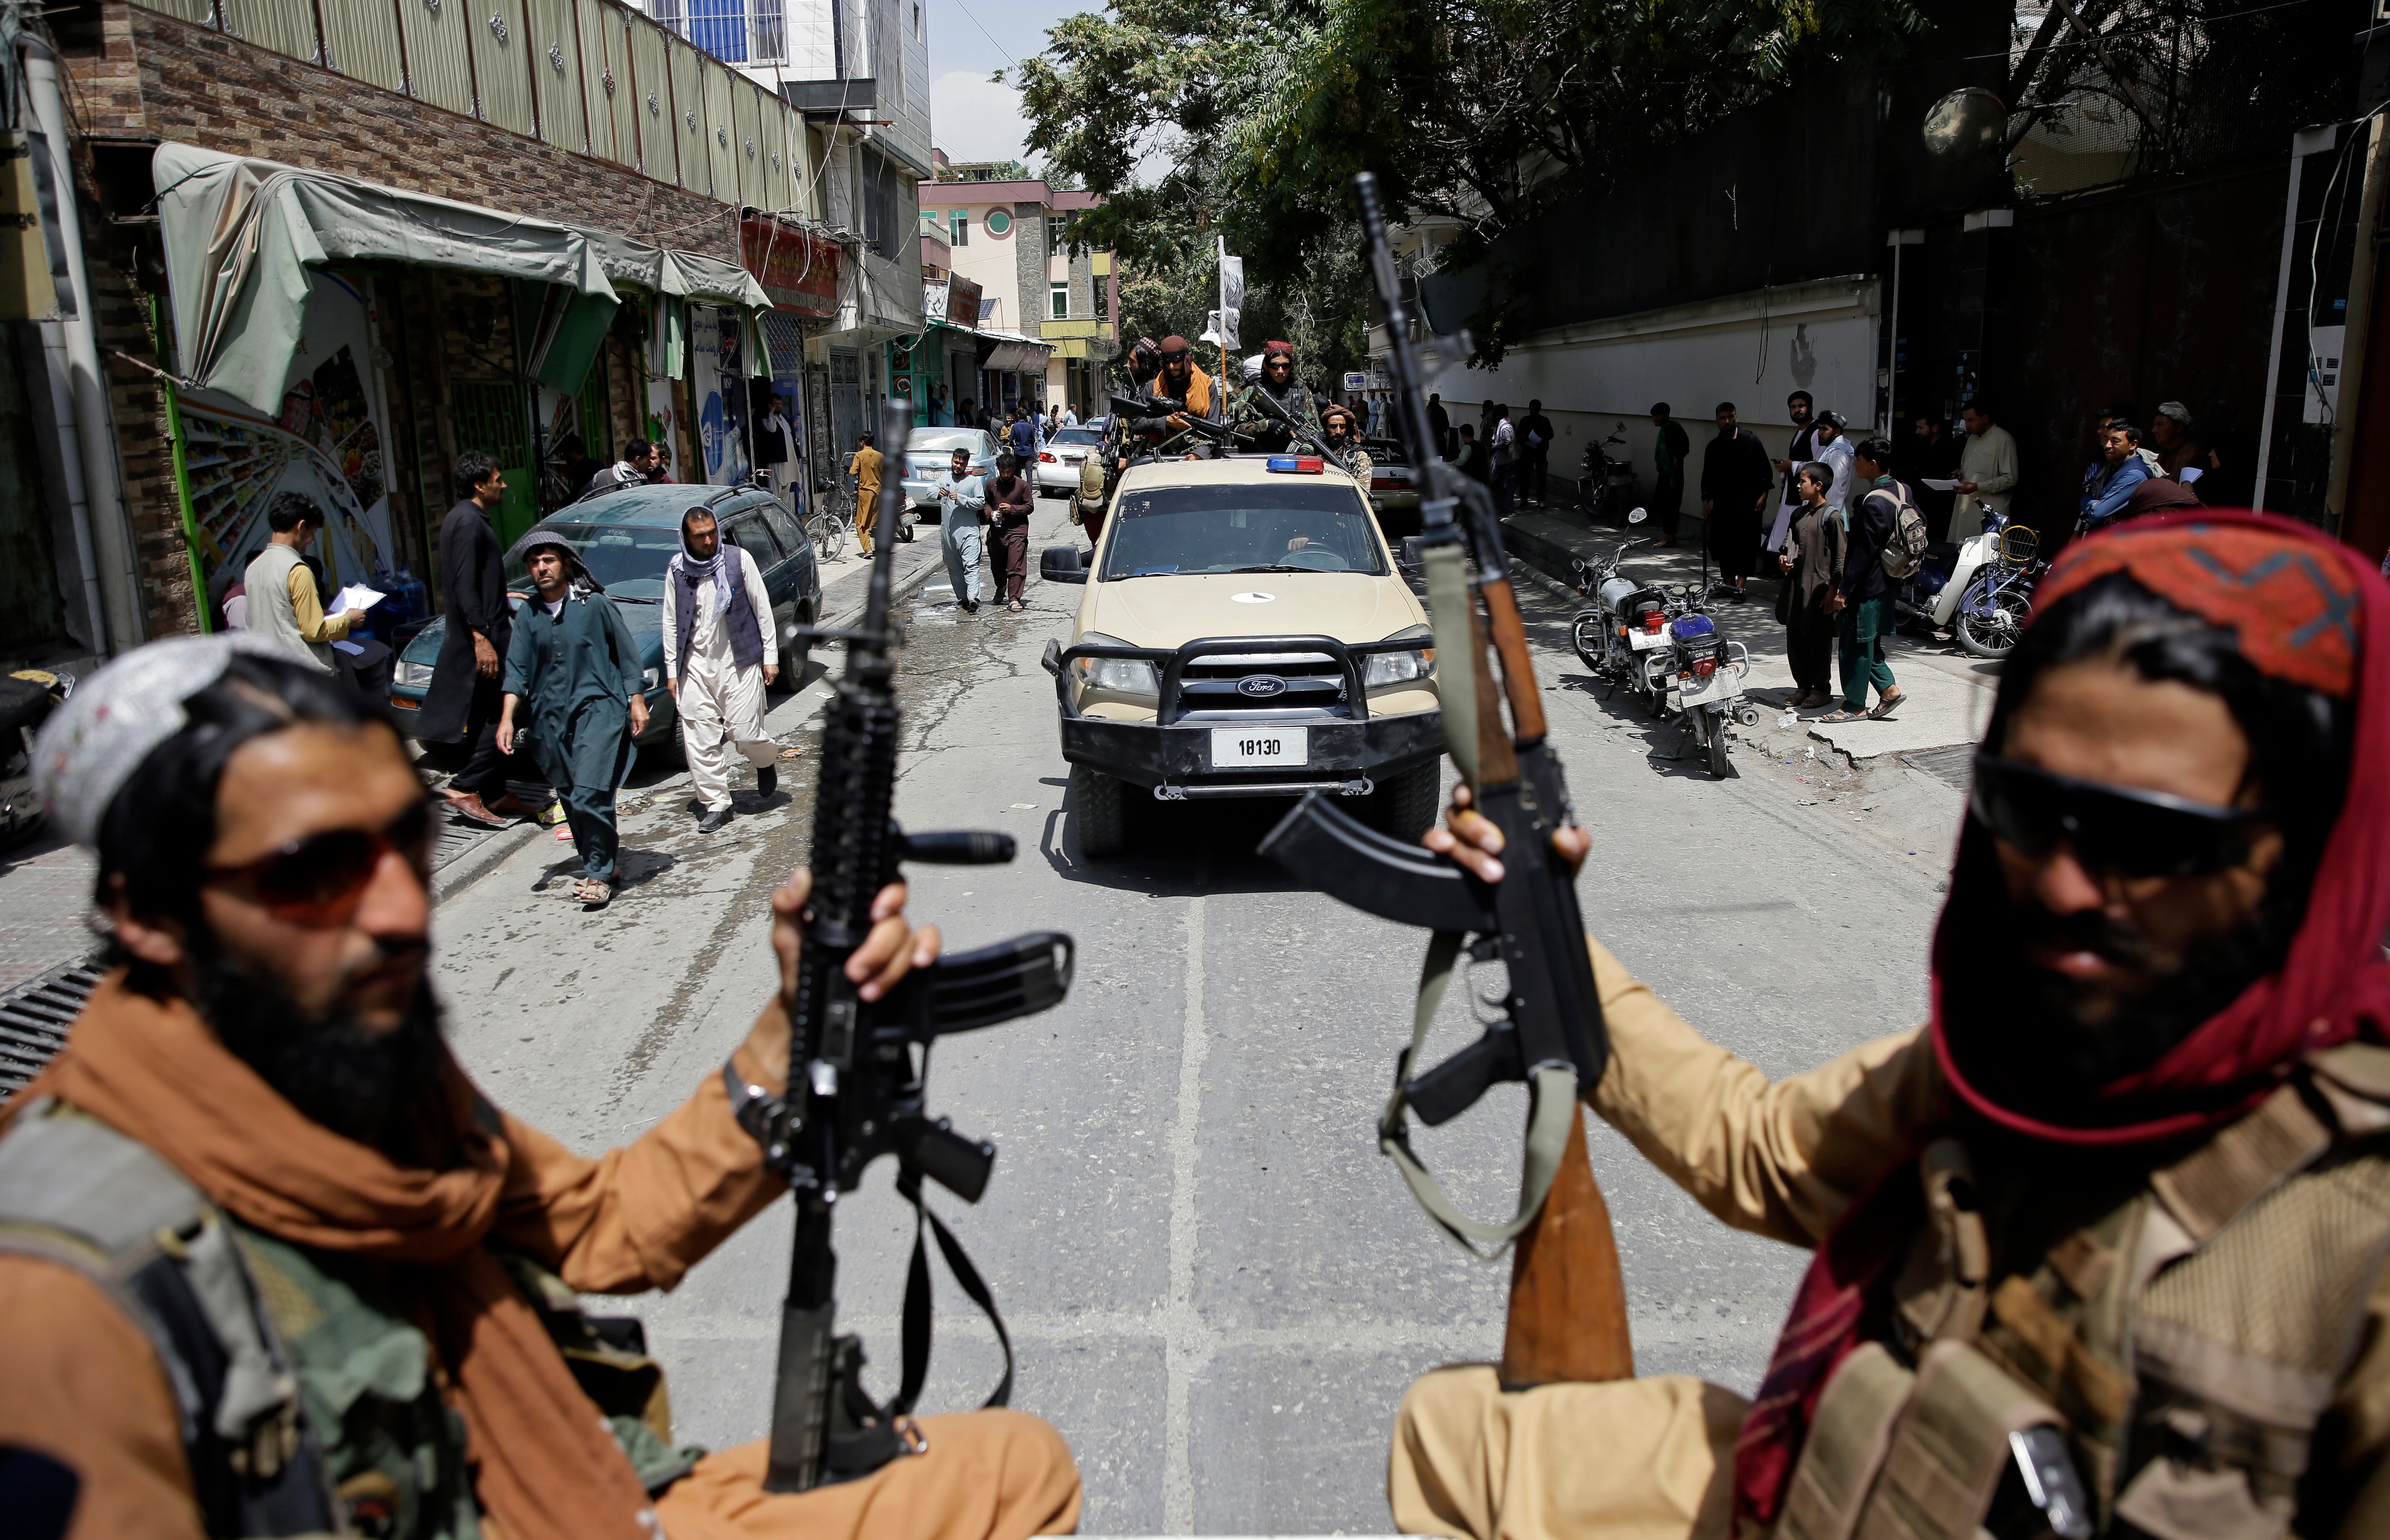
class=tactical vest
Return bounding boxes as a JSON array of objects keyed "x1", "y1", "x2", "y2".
[
  {"x1": 1773, "y1": 1044, "x2": 2390, "y2": 1540},
  {"x1": 0, "y1": 1099, "x2": 699, "y2": 1539}
]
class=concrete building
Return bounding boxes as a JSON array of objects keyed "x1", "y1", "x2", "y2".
[{"x1": 924, "y1": 160, "x2": 1115, "y2": 419}]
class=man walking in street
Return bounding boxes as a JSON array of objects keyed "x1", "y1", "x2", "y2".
[
  {"x1": 2081, "y1": 420, "x2": 2154, "y2": 532},
  {"x1": 1428, "y1": 392, "x2": 1454, "y2": 460},
  {"x1": 987, "y1": 451, "x2": 1036, "y2": 614},
  {"x1": 1952, "y1": 400, "x2": 2017, "y2": 537},
  {"x1": 847, "y1": 429, "x2": 886, "y2": 553},
  {"x1": 499, "y1": 528, "x2": 649, "y2": 908},
  {"x1": 1765, "y1": 390, "x2": 1819, "y2": 552},
  {"x1": 1818, "y1": 436, "x2": 1906, "y2": 722},
  {"x1": 1009, "y1": 409, "x2": 1037, "y2": 466},
  {"x1": 934, "y1": 445, "x2": 989, "y2": 614},
  {"x1": 420, "y1": 452, "x2": 529, "y2": 830},
  {"x1": 10, "y1": 636, "x2": 1081, "y2": 1540},
  {"x1": 1699, "y1": 401, "x2": 1771, "y2": 602},
  {"x1": 1396, "y1": 511, "x2": 2390, "y2": 1540},
  {"x1": 1649, "y1": 403, "x2": 1690, "y2": 547},
  {"x1": 1517, "y1": 400, "x2": 1554, "y2": 508},
  {"x1": 664, "y1": 506, "x2": 780, "y2": 834},
  {"x1": 241, "y1": 492, "x2": 366, "y2": 675}
]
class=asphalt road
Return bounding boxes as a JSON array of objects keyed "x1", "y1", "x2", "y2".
[{"x1": 428, "y1": 498, "x2": 1965, "y2": 1534}]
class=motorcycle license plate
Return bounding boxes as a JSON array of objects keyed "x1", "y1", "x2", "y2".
[
  {"x1": 1212, "y1": 727, "x2": 1307, "y2": 768},
  {"x1": 1629, "y1": 628, "x2": 1672, "y2": 651},
  {"x1": 1678, "y1": 673, "x2": 1737, "y2": 708}
]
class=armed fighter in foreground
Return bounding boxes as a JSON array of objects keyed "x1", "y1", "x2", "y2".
[{"x1": 1274, "y1": 171, "x2": 2390, "y2": 1540}]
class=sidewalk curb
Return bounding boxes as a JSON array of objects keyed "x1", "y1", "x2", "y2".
[{"x1": 430, "y1": 820, "x2": 543, "y2": 906}]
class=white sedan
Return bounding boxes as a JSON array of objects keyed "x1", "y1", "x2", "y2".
[
  {"x1": 900, "y1": 427, "x2": 998, "y2": 513},
  {"x1": 1034, "y1": 426, "x2": 1107, "y2": 496}
]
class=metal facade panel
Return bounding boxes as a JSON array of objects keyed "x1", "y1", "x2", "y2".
[
  {"x1": 526, "y1": 0, "x2": 587, "y2": 149},
  {"x1": 219, "y1": 0, "x2": 319, "y2": 63},
  {"x1": 470, "y1": 0, "x2": 536, "y2": 134},
  {"x1": 733, "y1": 76, "x2": 765, "y2": 211},
  {"x1": 319, "y1": 0, "x2": 404, "y2": 89},
  {"x1": 628, "y1": 17, "x2": 673, "y2": 182},
  {"x1": 580, "y1": 0, "x2": 633, "y2": 165},
  {"x1": 699, "y1": 56, "x2": 735, "y2": 201},
  {"x1": 666, "y1": 38, "x2": 704, "y2": 192},
  {"x1": 400, "y1": 0, "x2": 477, "y2": 117}
]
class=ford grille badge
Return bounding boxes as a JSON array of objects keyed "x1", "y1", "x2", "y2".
[{"x1": 1237, "y1": 675, "x2": 1289, "y2": 699}]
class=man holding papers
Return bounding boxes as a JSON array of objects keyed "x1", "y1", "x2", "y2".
[{"x1": 241, "y1": 491, "x2": 368, "y2": 674}]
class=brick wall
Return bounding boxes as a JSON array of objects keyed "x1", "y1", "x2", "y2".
[{"x1": 64, "y1": 1, "x2": 745, "y2": 635}]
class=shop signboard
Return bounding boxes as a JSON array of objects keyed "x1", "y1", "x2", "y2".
[
  {"x1": 739, "y1": 216, "x2": 840, "y2": 318},
  {"x1": 693, "y1": 303, "x2": 752, "y2": 486},
  {"x1": 176, "y1": 269, "x2": 398, "y2": 613}
]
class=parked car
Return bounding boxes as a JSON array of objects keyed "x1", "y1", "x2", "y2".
[
  {"x1": 387, "y1": 484, "x2": 823, "y2": 753},
  {"x1": 1035, "y1": 426, "x2": 1107, "y2": 496},
  {"x1": 899, "y1": 427, "x2": 998, "y2": 518},
  {"x1": 1037, "y1": 455, "x2": 1443, "y2": 857},
  {"x1": 1359, "y1": 437, "x2": 1422, "y2": 534}
]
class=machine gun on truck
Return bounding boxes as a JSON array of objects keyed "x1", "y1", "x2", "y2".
[
  {"x1": 736, "y1": 402, "x2": 1078, "y2": 1491},
  {"x1": 1258, "y1": 172, "x2": 1633, "y2": 1389}
]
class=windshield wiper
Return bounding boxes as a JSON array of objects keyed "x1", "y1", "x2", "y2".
[
  {"x1": 604, "y1": 594, "x2": 661, "y2": 604},
  {"x1": 1226, "y1": 564, "x2": 1314, "y2": 574}
]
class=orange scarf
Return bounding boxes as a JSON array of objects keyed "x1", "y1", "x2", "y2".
[
  {"x1": 3, "y1": 974, "x2": 655, "y2": 1540},
  {"x1": 1145, "y1": 365, "x2": 1213, "y2": 418}
]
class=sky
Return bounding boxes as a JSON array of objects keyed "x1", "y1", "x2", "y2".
[{"x1": 924, "y1": 0, "x2": 1079, "y2": 169}]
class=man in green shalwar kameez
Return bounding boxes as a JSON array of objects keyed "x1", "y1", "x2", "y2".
[{"x1": 497, "y1": 528, "x2": 650, "y2": 907}]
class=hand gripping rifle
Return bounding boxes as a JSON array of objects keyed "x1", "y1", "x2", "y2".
[
  {"x1": 1258, "y1": 173, "x2": 1631, "y2": 1388},
  {"x1": 739, "y1": 402, "x2": 1078, "y2": 1492},
  {"x1": 1109, "y1": 390, "x2": 1239, "y2": 451},
  {"x1": 1236, "y1": 386, "x2": 1356, "y2": 477}
]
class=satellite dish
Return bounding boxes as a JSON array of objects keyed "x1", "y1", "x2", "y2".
[{"x1": 1922, "y1": 88, "x2": 2009, "y2": 162}]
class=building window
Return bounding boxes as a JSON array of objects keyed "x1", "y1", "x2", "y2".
[
  {"x1": 1050, "y1": 281, "x2": 1069, "y2": 320},
  {"x1": 1047, "y1": 214, "x2": 1069, "y2": 252},
  {"x1": 951, "y1": 210, "x2": 968, "y2": 245},
  {"x1": 986, "y1": 208, "x2": 1011, "y2": 237},
  {"x1": 912, "y1": 1, "x2": 921, "y2": 36}
]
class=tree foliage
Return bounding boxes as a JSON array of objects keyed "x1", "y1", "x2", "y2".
[{"x1": 1017, "y1": 0, "x2": 1923, "y2": 377}]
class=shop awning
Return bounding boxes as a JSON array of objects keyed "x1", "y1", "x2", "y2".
[
  {"x1": 155, "y1": 142, "x2": 767, "y2": 414},
  {"x1": 977, "y1": 329, "x2": 1055, "y2": 373}
]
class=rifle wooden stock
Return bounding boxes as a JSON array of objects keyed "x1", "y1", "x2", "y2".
[
  {"x1": 1477, "y1": 581, "x2": 1549, "y2": 743},
  {"x1": 1501, "y1": 1106, "x2": 1633, "y2": 1386}
]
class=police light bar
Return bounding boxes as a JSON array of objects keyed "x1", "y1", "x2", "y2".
[{"x1": 1266, "y1": 455, "x2": 1325, "y2": 474}]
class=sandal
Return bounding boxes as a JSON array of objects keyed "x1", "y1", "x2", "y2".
[
  {"x1": 575, "y1": 877, "x2": 613, "y2": 908},
  {"x1": 1816, "y1": 707, "x2": 1869, "y2": 723},
  {"x1": 1867, "y1": 690, "x2": 1905, "y2": 721}
]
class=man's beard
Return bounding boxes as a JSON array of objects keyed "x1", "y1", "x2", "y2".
[
  {"x1": 191, "y1": 933, "x2": 449, "y2": 1161},
  {"x1": 1938, "y1": 833, "x2": 2295, "y2": 1123}
]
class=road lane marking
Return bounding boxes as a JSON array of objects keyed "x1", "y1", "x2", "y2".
[{"x1": 1163, "y1": 889, "x2": 1208, "y2": 1533}]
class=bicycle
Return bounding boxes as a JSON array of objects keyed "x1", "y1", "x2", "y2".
[{"x1": 803, "y1": 480, "x2": 857, "y2": 563}]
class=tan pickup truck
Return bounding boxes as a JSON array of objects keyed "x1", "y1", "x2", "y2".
[{"x1": 1038, "y1": 455, "x2": 1442, "y2": 857}]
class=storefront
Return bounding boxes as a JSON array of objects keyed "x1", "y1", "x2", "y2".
[
  {"x1": 975, "y1": 330, "x2": 1056, "y2": 418},
  {"x1": 741, "y1": 215, "x2": 842, "y2": 505},
  {"x1": 152, "y1": 142, "x2": 768, "y2": 629}
]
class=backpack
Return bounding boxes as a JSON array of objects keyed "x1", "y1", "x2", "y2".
[{"x1": 1874, "y1": 482, "x2": 1930, "y2": 579}]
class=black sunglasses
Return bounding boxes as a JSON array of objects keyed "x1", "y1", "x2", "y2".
[
  {"x1": 203, "y1": 801, "x2": 435, "y2": 922},
  {"x1": 1969, "y1": 753, "x2": 2272, "y2": 880}
]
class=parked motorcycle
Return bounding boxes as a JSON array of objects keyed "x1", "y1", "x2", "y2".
[
  {"x1": 0, "y1": 668, "x2": 74, "y2": 852},
  {"x1": 1933, "y1": 515, "x2": 2044, "y2": 660},
  {"x1": 1662, "y1": 608, "x2": 1755, "y2": 780},
  {"x1": 1571, "y1": 510, "x2": 1676, "y2": 715},
  {"x1": 1573, "y1": 426, "x2": 1637, "y2": 523}
]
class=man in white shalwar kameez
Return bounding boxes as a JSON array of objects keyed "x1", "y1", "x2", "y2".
[{"x1": 663, "y1": 507, "x2": 780, "y2": 833}]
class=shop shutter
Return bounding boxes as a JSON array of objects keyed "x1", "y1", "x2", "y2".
[
  {"x1": 470, "y1": 0, "x2": 536, "y2": 135},
  {"x1": 318, "y1": 0, "x2": 403, "y2": 89},
  {"x1": 217, "y1": 0, "x2": 319, "y2": 64},
  {"x1": 526, "y1": 0, "x2": 588, "y2": 150},
  {"x1": 401, "y1": 0, "x2": 477, "y2": 118}
]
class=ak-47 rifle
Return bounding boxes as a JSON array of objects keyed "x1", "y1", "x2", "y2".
[
  {"x1": 1109, "y1": 390, "x2": 1239, "y2": 450},
  {"x1": 1259, "y1": 173, "x2": 1632, "y2": 1388},
  {"x1": 1237, "y1": 385, "x2": 1356, "y2": 477},
  {"x1": 742, "y1": 403, "x2": 1079, "y2": 1492}
]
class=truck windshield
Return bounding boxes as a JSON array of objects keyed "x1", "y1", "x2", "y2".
[{"x1": 1100, "y1": 483, "x2": 1388, "y2": 579}]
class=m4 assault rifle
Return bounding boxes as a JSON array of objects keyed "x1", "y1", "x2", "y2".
[
  {"x1": 736, "y1": 402, "x2": 1077, "y2": 1493},
  {"x1": 1258, "y1": 172, "x2": 1633, "y2": 1390}
]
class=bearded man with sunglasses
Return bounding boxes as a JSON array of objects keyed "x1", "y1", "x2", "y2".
[
  {"x1": 1392, "y1": 513, "x2": 2390, "y2": 1540},
  {"x1": 0, "y1": 636, "x2": 1079, "y2": 1540}
]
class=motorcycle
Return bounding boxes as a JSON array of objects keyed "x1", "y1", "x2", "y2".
[
  {"x1": 1571, "y1": 510, "x2": 1676, "y2": 715},
  {"x1": 1937, "y1": 515, "x2": 2044, "y2": 660},
  {"x1": 1662, "y1": 606, "x2": 1755, "y2": 780},
  {"x1": 1573, "y1": 426, "x2": 1637, "y2": 523},
  {"x1": 0, "y1": 668, "x2": 75, "y2": 851}
]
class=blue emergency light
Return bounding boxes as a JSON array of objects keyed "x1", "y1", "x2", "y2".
[{"x1": 1265, "y1": 455, "x2": 1325, "y2": 474}]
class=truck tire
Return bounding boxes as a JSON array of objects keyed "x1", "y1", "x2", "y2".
[
  {"x1": 1368, "y1": 760, "x2": 1442, "y2": 844},
  {"x1": 1072, "y1": 763, "x2": 1129, "y2": 857}
]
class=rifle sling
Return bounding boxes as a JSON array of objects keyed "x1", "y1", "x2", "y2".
[
  {"x1": 894, "y1": 1166, "x2": 1014, "y2": 1416},
  {"x1": 1377, "y1": 929, "x2": 1578, "y2": 1257}
]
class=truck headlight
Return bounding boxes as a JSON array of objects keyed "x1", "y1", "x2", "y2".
[
  {"x1": 1363, "y1": 624, "x2": 1436, "y2": 689},
  {"x1": 393, "y1": 659, "x2": 434, "y2": 687},
  {"x1": 1073, "y1": 632, "x2": 1158, "y2": 698}
]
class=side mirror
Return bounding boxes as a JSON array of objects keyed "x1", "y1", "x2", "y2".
[
  {"x1": 1397, "y1": 536, "x2": 1426, "y2": 575},
  {"x1": 1627, "y1": 507, "x2": 1649, "y2": 524},
  {"x1": 1040, "y1": 545, "x2": 1087, "y2": 585}
]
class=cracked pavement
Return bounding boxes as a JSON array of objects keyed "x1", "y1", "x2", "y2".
[{"x1": 428, "y1": 496, "x2": 1967, "y2": 1533}]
